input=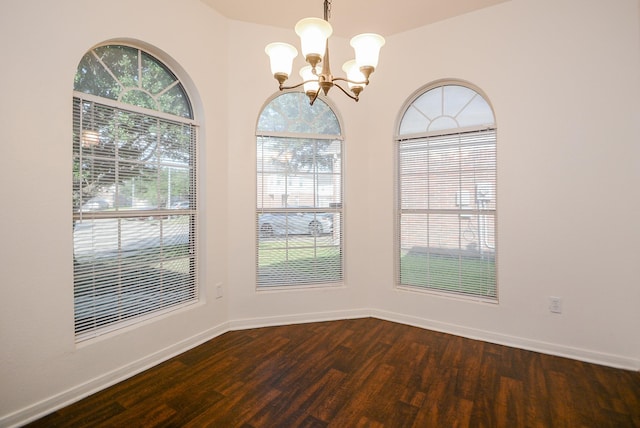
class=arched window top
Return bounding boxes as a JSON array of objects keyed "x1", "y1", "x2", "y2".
[
  {"x1": 74, "y1": 45, "x2": 192, "y2": 119},
  {"x1": 257, "y1": 92, "x2": 341, "y2": 136},
  {"x1": 398, "y1": 83, "x2": 494, "y2": 136}
]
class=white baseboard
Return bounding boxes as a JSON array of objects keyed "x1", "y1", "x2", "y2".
[
  {"x1": 229, "y1": 308, "x2": 371, "y2": 331},
  {"x1": 370, "y1": 309, "x2": 640, "y2": 371},
  {"x1": 3, "y1": 322, "x2": 231, "y2": 428}
]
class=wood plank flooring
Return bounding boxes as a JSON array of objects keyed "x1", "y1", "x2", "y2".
[{"x1": 26, "y1": 318, "x2": 640, "y2": 427}]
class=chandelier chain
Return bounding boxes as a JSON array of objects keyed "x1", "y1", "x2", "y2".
[{"x1": 324, "y1": 0, "x2": 331, "y2": 21}]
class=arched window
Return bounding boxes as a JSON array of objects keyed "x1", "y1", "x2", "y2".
[
  {"x1": 72, "y1": 44, "x2": 198, "y2": 340},
  {"x1": 395, "y1": 82, "x2": 497, "y2": 300},
  {"x1": 256, "y1": 92, "x2": 343, "y2": 287}
]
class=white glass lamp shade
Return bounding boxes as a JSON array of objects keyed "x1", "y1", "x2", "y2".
[
  {"x1": 350, "y1": 33, "x2": 385, "y2": 69},
  {"x1": 299, "y1": 65, "x2": 320, "y2": 94},
  {"x1": 295, "y1": 18, "x2": 332, "y2": 61},
  {"x1": 265, "y1": 42, "x2": 298, "y2": 78},
  {"x1": 342, "y1": 60, "x2": 366, "y2": 90}
]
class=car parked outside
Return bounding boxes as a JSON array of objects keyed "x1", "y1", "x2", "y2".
[
  {"x1": 259, "y1": 210, "x2": 333, "y2": 237},
  {"x1": 170, "y1": 200, "x2": 190, "y2": 209},
  {"x1": 81, "y1": 197, "x2": 110, "y2": 211}
]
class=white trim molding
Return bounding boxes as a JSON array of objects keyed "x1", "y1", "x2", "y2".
[
  {"x1": 229, "y1": 309, "x2": 371, "y2": 331},
  {"x1": 370, "y1": 309, "x2": 640, "y2": 372}
]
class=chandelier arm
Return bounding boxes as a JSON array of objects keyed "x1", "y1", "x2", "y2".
[
  {"x1": 332, "y1": 82, "x2": 360, "y2": 101},
  {"x1": 309, "y1": 89, "x2": 321, "y2": 105},
  {"x1": 279, "y1": 79, "x2": 319, "y2": 91},
  {"x1": 332, "y1": 76, "x2": 370, "y2": 86}
]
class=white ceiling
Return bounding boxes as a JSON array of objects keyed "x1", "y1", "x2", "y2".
[{"x1": 201, "y1": 0, "x2": 510, "y2": 37}]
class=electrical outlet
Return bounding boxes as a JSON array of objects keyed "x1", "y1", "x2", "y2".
[
  {"x1": 549, "y1": 296, "x2": 562, "y2": 314},
  {"x1": 216, "y1": 283, "x2": 223, "y2": 299}
]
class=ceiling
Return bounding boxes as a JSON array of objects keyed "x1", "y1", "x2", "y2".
[{"x1": 201, "y1": 0, "x2": 510, "y2": 37}]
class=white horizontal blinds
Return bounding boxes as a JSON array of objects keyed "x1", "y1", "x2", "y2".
[
  {"x1": 397, "y1": 83, "x2": 497, "y2": 300},
  {"x1": 398, "y1": 131, "x2": 496, "y2": 298},
  {"x1": 256, "y1": 93, "x2": 343, "y2": 287},
  {"x1": 72, "y1": 96, "x2": 197, "y2": 340}
]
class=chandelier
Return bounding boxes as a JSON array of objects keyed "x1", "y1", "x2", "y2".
[{"x1": 265, "y1": 0, "x2": 385, "y2": 105}]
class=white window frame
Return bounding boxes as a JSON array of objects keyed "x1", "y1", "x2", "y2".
[
  {"x1": 72, "y1": 44, "x2": 199, "y2": 341},
  {"x1": 395, "y1": 81, "x2": 497, "y2": 301}
]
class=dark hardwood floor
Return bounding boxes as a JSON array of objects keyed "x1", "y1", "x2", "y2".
[{"x1": 26, "y1": 318, "x2": 640, "y2": 427}]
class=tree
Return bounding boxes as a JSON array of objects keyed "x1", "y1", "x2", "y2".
[{"x1": 73, "y1": 45, "x2": 194, "y2": 211}]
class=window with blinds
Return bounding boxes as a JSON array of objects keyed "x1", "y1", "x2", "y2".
[
  {"x1": 256, "y1": 92, "x2": 343, "y2": 287},
  {"x1": 396, "y1": 83, "x2": 497, "y2": 300},
  {"x1": 72, "y1": 45, "x2": 198, "y2": 341}
]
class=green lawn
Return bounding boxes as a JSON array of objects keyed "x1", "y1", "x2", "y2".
[
  {"x1": 257, "y1": 238, "x2": 496, "y2": 296},
  {"x1": 400, "y1": 251, "x2": 496, "y2": 298},
  {"x1": 258, "y1": 237, "x2": 342, "y2": 285}
]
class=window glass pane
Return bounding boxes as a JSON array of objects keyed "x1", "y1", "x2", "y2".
[
  {"x1": 456, "y1": 95, "x2": 495, "y2": 128},
  {"x1": 427, "y1": 142, "x2": 460, "y2": 210},
  {"x1": 74, "y1": 53, "x2": 121, "y2": 100},
  {"x1": 141, "y1": 52, "x2": 177, "y2": 95},
  {"x1": 412, "y1": 88, "x2": 442, "y2": 121},
  {"x1": 157, "y1": 84, "x2": 192, "y2": 118},
  {"x1": 257, "y1": 136, "x2": 341, "y2": 209},
  {"x1": 94, "y1": 45, "x2": 139, "y2": 88},
  {"x1": 75, "y1": 45, "x2": 193, "y2": 119},
  {"x1": 257, "y1": 92, "x2": 340, "y2": 135},
  {"x1": 443, "y1": 85, "x2": 475, "y2": 118},
  {"x1": 399, "y1": 214, "x2": 496, "y2": 297},
  {"x1": 399, "y1": 142, "x2": 429, "y2": 209},
  {"x1": 399, "y1": 84, "x2": 494, "y2": 135},
  {"x1": 399, "y1": 106, "x2": 428, "y2": 135},
  {"x1": 74, "y1": 215, "x2": 195, "y2": 333}
]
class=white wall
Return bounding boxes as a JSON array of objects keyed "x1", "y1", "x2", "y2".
[
  {"x1": 1, "y1": 0, "x2": 639, "y2": 425},
  {"x1": 0, "y1": 0, "x2": 230, "y2": 425},
  {"x1": 365, "y1": 0, "x2": 640, "y2": 368}
]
